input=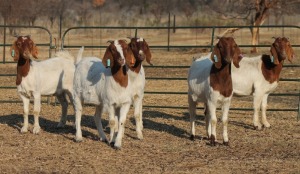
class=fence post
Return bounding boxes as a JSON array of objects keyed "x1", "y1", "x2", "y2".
[
  {"x1": 173, "y1": 15, "x2": 176, "y2": 33},
  {"x1": 210, "y1": 27, "x2": 215, "y2": 51},
  {"x1": 297, "y1": 92, "x2": 300, "y2": 121},
  {"x1": 168, "y1": 12, "x2": 170, "y2": 51},
  {"x1": 3, "y1": 19, "x2": 6, "y2": 64}
]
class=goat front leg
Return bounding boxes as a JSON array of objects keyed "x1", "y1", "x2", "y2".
[
  {"x1": 261, "y1": 94, "x2": 270, "y2": 128},
  {"x1": 188, "y1": 95, "x2": 197, "y2": 141},
  {"x1": 114, "y1": 103, "x2": 131, "y2": 150},
  {"x1": 108, "y1": 106, "x2": 117, "y2": 145},
  {"x1": 20, "y1": 95, "x2": 30, "y2": 133},
  {"x1": 207, "y1": 102, "x2": 217, "y2": 146},
  {"x1": 32, "y1": 94, "x2": 41, "y2": 134},
  {"x1": 133, "y1": 96, "x2": 143, "y2": 140},
  {"x1": 221, "y1": 98, "x2": 231, "y2": 146}
]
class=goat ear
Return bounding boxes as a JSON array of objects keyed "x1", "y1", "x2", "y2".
[
  {"x1": 102, "y1": 47, "x2": 113, "y2": 68},
  {"x1": 286, "y1": 44, "x2": 295, "y2": 63},
  {"x1": 211, "y1": 46, "x2": 222, "y2": 69},
  {"x1": 144, "y1": 41, "x2": 153, "y2": 66},
  {"x1": 32, "y1": 44, "x2": 38, "y2": 59},
  {"x1": 233, "y1": 47, "x2": 243, "y2": 68},
  {"x1": 10, "y1": 41, "x2": 19, "y2": 61},
  {"x1": 270, "y1": 44, "x2": 280, "y2": 65}
]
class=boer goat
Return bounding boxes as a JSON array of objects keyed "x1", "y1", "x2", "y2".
[
  {"x1": 73, "y1": 40, "x2": 133, "y2": 149},
  {"x1": 188, "y1": 37, "x2": 242, "y2": 146},
  {"x1": 127, "y1": 37, "x2": 152, "y2": 140},
  {"x1": 10, "y1": 35, "x2": 77, "y2": 134},
  {"x1": 232, "y1": 37, "x2": 295, "y2": 130}
]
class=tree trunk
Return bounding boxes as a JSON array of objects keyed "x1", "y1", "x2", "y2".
[{"x1": 251, "y1": 0, "x2": 274, "y2": 53}]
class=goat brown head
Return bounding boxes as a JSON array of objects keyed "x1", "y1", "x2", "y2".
[
  {"x1": 10, "y1": 35, "x2": 38, "y2": 61},
  {"x1": 270, "y1": 37, "x2": 295, "y2": 65},
  {"x1": 210, "y1": 37, "x2": 242, "y2": 69},
  {"x1": 102, "y1": 40, "x2": 128, "y2": 69},
  {"x1": 128, "y1": 37, "x2": 152, "y2": 66}
]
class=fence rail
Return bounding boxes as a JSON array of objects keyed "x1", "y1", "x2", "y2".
[{"x1": 0, "y1": 25, "x2": 299, "y2": 120}]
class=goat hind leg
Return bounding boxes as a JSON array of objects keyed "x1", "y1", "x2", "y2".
[
  {"x1": 56, "y1": 94, "x2": 69, "y2": 128},
  {"x1": 188, "y1": 95, "x2": 197, "y2": 141},
  {"x1": 261, "y1": 94, "x2": 270, "y2": 128},
  {"x1": 253, "y1": 94, "x2": 263, "y2": 130}
]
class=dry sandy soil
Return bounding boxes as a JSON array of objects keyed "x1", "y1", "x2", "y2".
[{"x1": 0, "y1": 36, "x2": 299, "y2": 173}]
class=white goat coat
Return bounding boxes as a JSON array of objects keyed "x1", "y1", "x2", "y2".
[
  {"x1": 232, "y1": 55, "x2": 278, "y2": 96},
  {"x1": 17, "y1": 51, "x2": 76, "y2": 134},
  {"x1": 188, "y1": 52, "x2": 233, "y2": 144},
  {"x1": 128, "y1": 67, "x2": 145, "y2": 101},
  {"x1": 73, "y1": 57, "x2": 132, "y2": 109},
  {"x1": 188, "y1": 52, "x2": 229, "y2": 104},
  {"x1": 231, "y1": 55, "x2": 279, "y2": 129},
  {"x1": 17, "y1": 56, "x2": 75, "y2": 97}
]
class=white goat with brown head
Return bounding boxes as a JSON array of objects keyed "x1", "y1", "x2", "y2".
[
  {"x1": 232, "y1": 37, "x2": 295, "y2": 130},
  {"x1": 73, "y1": 40, "x2": 134, "y2": 149},
  {"x1": 10, "y1": 35, "x2": 76, "y2": 134},
  {"x1": 188, "y1": 37, "x2": 242, "y2": 146},
  {"x1": 127, "y1": 37, "x2": 152, "y2": 140}
]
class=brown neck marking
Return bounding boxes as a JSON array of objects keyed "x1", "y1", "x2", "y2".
[{"x1": 210, "y1": 63, "x2": 233, "y2": 97}]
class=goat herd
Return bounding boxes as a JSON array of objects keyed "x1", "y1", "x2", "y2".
[{"x1": 9, "y1": 35, "x2": 295, "y2": 149}]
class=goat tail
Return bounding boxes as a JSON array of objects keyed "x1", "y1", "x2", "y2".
[{"x1": 76, "y1": 46, "x2": 84, "y2": 64}]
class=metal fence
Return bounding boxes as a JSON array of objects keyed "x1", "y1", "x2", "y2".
[{"x1": 1, "y1": 25, "x2": 299, "y2": 119}]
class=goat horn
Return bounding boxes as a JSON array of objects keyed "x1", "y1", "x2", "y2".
[
  {"x1": 14, "y1": 34, "x2": 19, "y2": 38},
  {"x1": 25, "y1": 35, "x2": 31, "y2": 38},
  {"x1": 107, "y1": 40, "x2": 114, "y2": 44}
]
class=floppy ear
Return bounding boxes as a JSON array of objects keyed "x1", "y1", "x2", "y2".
[
  {"x1": 102, "y1": 47, "x2": 113, "y2": 68},
  {"x1": 10, "y1": 41, "x2": 20, "y2": 61},
  {"x1": 232, "y1": 47, "x2": 243, "y2": 68},
  {"x1": 270, "y1": 44, "x2": 280, "y2": 65},
  {"x1": 32, "y1": 44, "x2": 38, "y2": 59},
  {"x1": 144, "y1": 41, "x2": 153, "y2": 65},
  {"x1": 211, "y1": 46, "x2": 222, "y2": 69},
  {"x1": 286, "y1": 44, "x2": 295, "y2": 63}
]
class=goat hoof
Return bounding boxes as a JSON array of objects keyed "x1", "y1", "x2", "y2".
[
  {"x1": 210, "y1": 135, "x2": 216, "y2": 146},
  {"x1": 109, "y1": 142, "x2": 115, "y2": 147},
  {"x1": 75, "y1": 137, "x2": 83, "y2": 142},
  {"x1": 254, "y1": 125, "x2": 262, "y2": 131},
  {"x1": 100, "y1": 138, "x2": 108, "y2": 143},
  {"x1": 113, "y1": 145, "x2": 121, "y2": 150},
  {"x1": 32, "y1": 127, "x2": 41, "y2": 134},
  {"x1": 20, "y1": 127, "x2": 28, "y2": 133},
  {"x1": 190, "y1": 135, "x2": 195, "y2": 141},
  {"x1": 223, "y1": 141, "x2": 229, "y2": 146}
]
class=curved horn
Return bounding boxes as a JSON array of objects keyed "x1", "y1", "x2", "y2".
[
  {"x1": 14, "y1": 34, "x2": 19, "y2": 38},
  {"x1": 107, "y1": 40, "x2": 114, "y2": 44}
]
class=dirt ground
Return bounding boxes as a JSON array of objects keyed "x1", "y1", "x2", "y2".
[{"x1": 0, "y1": 47, "x2": 299, "y2": 173}]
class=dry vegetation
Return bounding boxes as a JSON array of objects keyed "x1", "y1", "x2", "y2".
[{"x1": 0, "y1": 30, "x2": 299, "y2": 173}]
